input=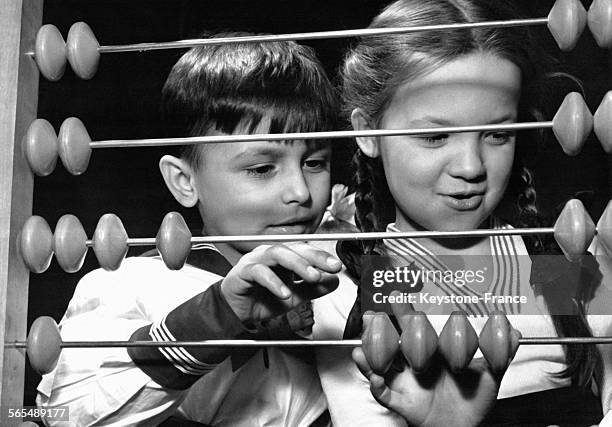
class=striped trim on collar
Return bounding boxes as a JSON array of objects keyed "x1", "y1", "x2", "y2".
[{"x1": 383, "y1": 219, "x2": 524, "y2": 315}]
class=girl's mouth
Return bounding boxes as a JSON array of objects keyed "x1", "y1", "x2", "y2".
[{"x1": 443, "y1": 193, "x2": 484, "y2": 211}]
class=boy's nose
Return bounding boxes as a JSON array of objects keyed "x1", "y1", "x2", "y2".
[
  {"x1": 448, "y1": 137, "x2": 486, "y2": 181},
  {"x1": 282, "y1": 170, "x2": 311, "y2": 204}
]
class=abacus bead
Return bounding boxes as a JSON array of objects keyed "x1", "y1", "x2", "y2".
[
  {"x1": 438, "y1": 311, "x2": 478, "y2": 372},
  {"x1": 92, "y1": 214, "x2": 128, "y2": 271},
  {"x1": 35, "y1": 24, "x2": 67, "y2": 81},
  {"x1": 23, "y1": 119, "x2": 58, "y2": 177},
  {"x1": 596, "y1": 200, "x2": 612, "y2": 253},
  {"x1": 552, "y1": 92, "x2": 593, "y2": 156},
  {"x1": 58, "y1": 117, "x2": 92, "y2": 175},
  {"x1": 20, "y1": 216, "x2": 54, "y2": 274},
  {"x1": 398, "y1": 311, "x2": 438, "y2": 373},
  {"x1": 479, "y1": 312, "x2": 520, "y2": 374},
  {"x1": 54, "y1": 214, "x2": 88, "y2": 273},
  {"x1": 553, "y1": 199, "x2": 596, "y2": 263},
  {"x1": 594, "y1": 91, "x2": 612, "y2": 153},
  {"x1": 362, "y1": 312, "x2": 399, "y2": 374},
  {"x1": 156, "y1": 212, "x2": 192, "y2": 270},
  {"x1": 547, "y1": 0, "x2": 587, "y2": 51},
  {"x1": 27, "y1": 316, "x2": 62, "y2": 375},
  {"x1": 66, "y1": 22, "x2": 101, "y2": 80},
  {"x1": 588, "y1": 0, "x2": 612, "y2": 48}
]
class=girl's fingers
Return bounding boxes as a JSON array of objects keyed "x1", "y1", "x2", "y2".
[
  {"x1": 390, "y1": 290, "x2": 416, "y2": 319},
  {"x1": 353, "y1": 347, "x2": 411, "y2": 420},
  {"x1": 509, "y1": 327, "x2": 522, "y2": 363},
  {"x1": 352, "y1": 346, "x2": 372, "y2": 379}
]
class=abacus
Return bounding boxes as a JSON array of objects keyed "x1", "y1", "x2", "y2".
[{"x1": 3, "y1": 1, "x2": 612, "y2": 425}]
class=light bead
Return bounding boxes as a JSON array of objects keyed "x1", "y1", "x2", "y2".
[
  {"x1": 66, "y1": 22, "x2": 101, "y2": 80},
  {"x1": 362, "y1": 312, "x2": 399, "y2": 374},
  {"x1": 92, "y1": 214, "x2": 128, "y2": 271},
  {"x1": 156, "y1": 212, "x2": 192, "y2": 270},
  {"x1": 20, "y1": 216, "x2": 54, "y2": 273},
  {"x1": 27, "y1": 316, "x2": 62, "y2": 375},
  {"x1": 553, "y1": 199, "x2": 596, "y2": 263},
  {"x1": 552, "y1": 92, "x2": 593, "y2": 156},
  {"x1": 54, "y1": 214, "x2": 88, "y2": 273},
  {"x1": 438, "y1": 311, "x2": 478, "y2": 372}
]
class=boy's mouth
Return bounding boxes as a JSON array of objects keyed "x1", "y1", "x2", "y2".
[{"x1": 269, "y1": 219, "x2": 313, "y2": 234}]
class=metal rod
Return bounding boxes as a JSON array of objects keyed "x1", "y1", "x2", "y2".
[
  {"x1": 8, "y1": 336, "x2": 612, "y2": 349},
  {"x1": 84, "y1": 227, "x2": 555, "y2": 247},
  {"x1": 97, "y1": 19, "x2": 548, "y2": 53},
  {"x1": 89, "y1": 122, "x2": 553, "y2": 149}
]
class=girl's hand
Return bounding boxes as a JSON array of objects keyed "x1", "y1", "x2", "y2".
[
  {"x1": 353, "y1": 346, "x2": 501, "y2": 427},
  {"x1": 220, "y1": 243, "x2": 342, "y2": 323},
  {"x1": 353, "y1": 306, "x2": 518, "y2": 427}
]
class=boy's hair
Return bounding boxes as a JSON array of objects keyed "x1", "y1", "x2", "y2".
[
  {"x1": 337, "y1": 0, "x2": 598, "y2": 387},
  {"x1": 161, "y1": 33, "x2": 339, "y2": 169}
]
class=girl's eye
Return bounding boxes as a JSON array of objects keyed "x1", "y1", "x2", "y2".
[
  {"x1": 246, "y1": 165, "x2": 275, "y2": 176},
  {"x1": 485, "y1": 132, "x2": 514, "y2": 145}
]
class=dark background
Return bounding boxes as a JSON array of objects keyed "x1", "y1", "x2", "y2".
[{"x1": 26, "y1": 0, "x2": 612, "y2": 407}]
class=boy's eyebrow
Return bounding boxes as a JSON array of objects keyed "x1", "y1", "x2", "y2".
[
  {"x1": 231, "y1": 144, "x2": 287, "y2": 161},
  {"x1": 231, "y1": 141, "x2": 331, "y2": 161}
]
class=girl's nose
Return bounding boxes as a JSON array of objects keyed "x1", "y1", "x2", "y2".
[{"x1": 448, "y1": 137, "x2": 486, "y2": 181}]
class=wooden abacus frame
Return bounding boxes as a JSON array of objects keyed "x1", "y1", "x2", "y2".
[{"x1": 0, "y1": 1, "x2": 42, "y2": 425}]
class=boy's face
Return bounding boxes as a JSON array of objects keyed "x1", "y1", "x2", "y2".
[{"x1": 192, "y1": 126, "x2": 331, "y2": 264}]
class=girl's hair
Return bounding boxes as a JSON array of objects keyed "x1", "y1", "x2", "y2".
[
  {"x1": 339, "y1": 0, "x2": 599, "y2": 387},
  {"x1": 161, "y1": 33, "x2": 339, "y2": 170}
]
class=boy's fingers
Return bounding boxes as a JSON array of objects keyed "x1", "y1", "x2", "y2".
[
  {"x1": 285, "y1": 272, "x2": 339, "y2": 301},
  {"x1": 241, "y1": 263, "x2": 292, "y2": 299},
  {"x1": 241, "y1": 263, "x2": 338, "y2": 310},
  {"x1": 257, "y1": 245, "x2": 323, "y2": 282},
  {"x1": 284, "y1": 242, "x2": 343, "y2": 273}
]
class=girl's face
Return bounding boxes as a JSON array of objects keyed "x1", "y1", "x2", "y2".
[{"x1": 356, "y1": 52, "x2": 521, "y2": 232}]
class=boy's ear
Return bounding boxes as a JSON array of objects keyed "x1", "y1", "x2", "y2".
[
  {"x1": 159, "y1": 155, "x2": 199, "y2": 208},
  {"x1": 351, "y1": 108, "x2": 380, "y2": 158}
]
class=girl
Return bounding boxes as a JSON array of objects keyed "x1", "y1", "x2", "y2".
[{"x1": 312, "y1": 0, "x2": 612, "y2": 425}]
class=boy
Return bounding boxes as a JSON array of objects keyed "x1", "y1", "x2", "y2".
[{"x1": 37, "y1": 35, "x2": 341, "y2": 426}]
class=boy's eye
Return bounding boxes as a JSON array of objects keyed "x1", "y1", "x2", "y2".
[
  {"x1": 304, "y1": 158, "x2": 329, "y2": 170},
  {"x1": 419, "y1": 134, "x2": 449, "y2": 146},
  {"x1": 246, "y1": 165, "x2": 275, "y2": 176},
  {"x1": 484, "y1": 132, "x2": 514, "y2": 145}
]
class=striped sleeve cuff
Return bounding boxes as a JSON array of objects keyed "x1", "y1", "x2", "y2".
[{"x1": 128, "y1": 281, "x2": 251, "y2": 389}]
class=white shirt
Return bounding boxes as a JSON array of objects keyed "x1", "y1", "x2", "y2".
[
  {"x1": 313, "y1": 224, "x2": 612, "y2": 427},
  {"x1": 37, "y1": 256, "x2": 326, "y2": 427}
]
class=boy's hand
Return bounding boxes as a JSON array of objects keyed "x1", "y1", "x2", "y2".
[{"x1": 220, "y1": 243, "x2": 342, "y2": 323}]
